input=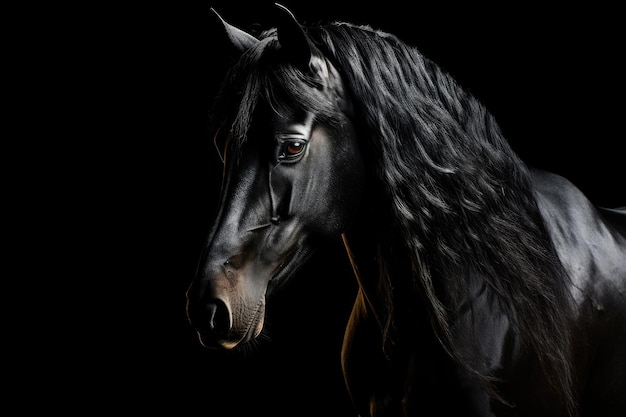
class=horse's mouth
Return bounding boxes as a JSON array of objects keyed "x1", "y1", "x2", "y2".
[
  {"x1": 238, "y1": 298, "x2": 265, "y2": 345},
  {"x1": 219, "y1": 299, "x2": 265, "y2": 350},
  {"x1": 198, "y1": 298, "x2": 265, "y2": 350}
]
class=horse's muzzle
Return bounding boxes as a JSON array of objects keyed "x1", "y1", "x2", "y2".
[{"x1": 186, "y1": 273, "x2": 267, "y2": 349}]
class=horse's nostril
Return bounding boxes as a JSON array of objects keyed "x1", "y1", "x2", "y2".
[{"x1": 207, "y1": 299, "x2": 231, "y2": 337}]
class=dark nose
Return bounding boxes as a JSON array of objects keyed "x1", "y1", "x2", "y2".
[{"x1": 207, "y1": 298, "x2": 231, "y2": 338}]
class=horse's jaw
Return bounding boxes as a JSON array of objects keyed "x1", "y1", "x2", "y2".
[{"x1": 266, "y1": 241, "x2": 318, "y2": 292}]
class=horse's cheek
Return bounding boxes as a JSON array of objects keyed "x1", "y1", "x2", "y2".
[{"x1": 305, "y1": 127, "x2": 364, "y2": 234}]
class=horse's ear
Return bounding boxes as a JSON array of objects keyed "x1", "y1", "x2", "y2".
[
  {"x1": 210, "y1": 8, "x2": 259, "y2": 60},
  {"x1": 274, "y1": 3, "x2": 317, "y2": 73}
]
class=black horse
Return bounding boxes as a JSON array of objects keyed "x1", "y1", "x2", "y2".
[{"x1": 186, "y1": 4, "x2": 626, "y2": 416}]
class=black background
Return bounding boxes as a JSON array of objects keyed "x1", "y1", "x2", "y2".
[{"x1": 42, "y1": 1, "x2": 624, "y2": 415}]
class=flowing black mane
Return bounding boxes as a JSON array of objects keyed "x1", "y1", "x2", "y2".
[{"x1": 209, "y1": 21, "x2": 576, "y2": 412}]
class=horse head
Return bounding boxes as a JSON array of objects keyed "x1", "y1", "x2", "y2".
[{"x1": 186, "y1": 4, "x2": 365, "y2": 349}]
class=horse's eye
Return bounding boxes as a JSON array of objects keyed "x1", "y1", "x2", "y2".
[
  {"x1": 286, "y1": 141, "x2": 305, "y2": 155},
  {"x1": 278, "y1": 140, "x2": 307, "y2": 162}
]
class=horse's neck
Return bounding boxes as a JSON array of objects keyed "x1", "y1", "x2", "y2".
[{"x1": 342, "y1": 223, "x2": 510, "y2": 337}]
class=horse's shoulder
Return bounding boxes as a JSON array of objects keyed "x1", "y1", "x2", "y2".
[
  {"x1": 530, "y1": 168, "x2": 622, "y2": 238},
  {"x1": 531, "y1": 167, "x2": 626, "y2": 306},
  {"x1": 530, "y1": 168, "x2": 598, "y2": 247},
  {"x1": 530, "y1": 168, "x2": 592, "y2": 211}
]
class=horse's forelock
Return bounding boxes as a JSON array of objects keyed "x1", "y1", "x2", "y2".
[{"x1": 211, "y1": 34, "x2": 345, "y2": 159}]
